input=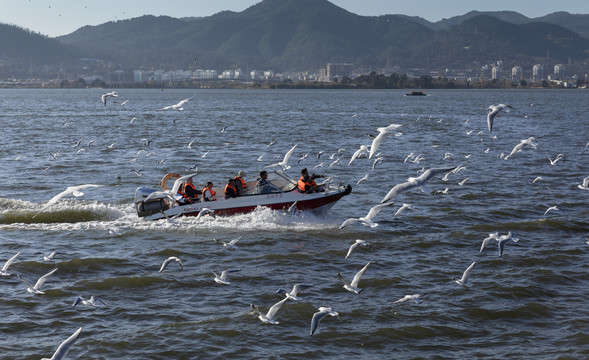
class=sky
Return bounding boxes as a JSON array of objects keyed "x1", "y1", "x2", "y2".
[{"x1": 1, "y1": 0, "x2": 589, "y2": 37}]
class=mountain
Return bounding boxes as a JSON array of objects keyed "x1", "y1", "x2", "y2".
[
  {"x1": 2, "y1": 0, "x2": 589, "y2": 79},
  {"x1": 0, "y1": 23, "x2": 79, "y2": 77},
  {"x1": 411, "y1": 10, "x2": 589, "y2": 40}
]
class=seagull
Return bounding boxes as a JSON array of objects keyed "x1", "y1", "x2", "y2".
[
  {"x1": 72, "y1": 295, "x2": 108, "y2": 307},
  {"x1": 381, "y1": 166, "x2": 456, "y2": 203},
  {"x1": 455, "y1": 261, "x2": 475, "y2": 287},
  {"x1": 369, "y1": 123, "x2": 402, "y2": 159},
  {"x1": 266, "y1": 144, "x2": 297, "y2": 171},
  {"x1": 487, "y1": 103, "x2": 514, "y2": 132},
  {"x1": 17, "y1": 268, "x2": 58, "y2": 294},
  {"x1": 43, "y1": 251, "x2": 59, "y2": 262},
  {"x1": 101, "y1": 91, "x2": 118, "y2": 105},
  {"x1": 250, "y1": 296, "x2": 289, "y2": 325},
  {"x1": 33, "y1": 184, "x2": 104, "y2": 217},
  {"x1": 0, "y1": 252, "x2": 20, "y2": 276},
  {"x1": 113, "y1": 99, "x2": 129, "y2": 106},
  {"x1": 316, "y1": 150, "x2": 324, "y2": 160},
  {"x1": 50, "y1": 151, "x2": 62, "y2": 160},
  {"x1": 310, "y1": 307, "x2": 340, "y2": 335},
  {"x1": 220, "y1": 125, "x2": 229, "y2": 133},
  {"x1": 504, "y1": 137, "x2": 537, "y2": 160},
  {"x1": 213, "y1": 269, "x2": 240, "y2": 285},
  {"x1": 371, "y1": 157, "x2": 383, "y2": 170},
  {"x1": 276, "y1": 283, "x2": 314, "y2": 300},
  {"x1": 394, "y1": 203, "x2": 416, "y2": 217},
  {"x1": 158, "y1": 96, "x2": 194, "y2": 111},
  {"x1": 479, "y1": 232, "x2": 499, "y2": 253},
  {"x1": 286, "y1": 201, "x2": 298, "y2": 215},
  {"x1": 159, "y1": 256, "x2": 183, "y2": 272},
  {"x1": 578, "y1": 176, "x2": 589, "y2": 190},
  {"x1": 548, "y1": 154, "x2": 565, "y2": 165},
  {"x1": 40, "y1": 327, "x2": 82, "y2": 360},
  {"x1": 337, "y1": 262, "x2": 370, "y2": 294},
  {"x1": 196, "y1": 208, "x2": 215, "y2": 220},
  {"x1": 543, "y1": 205, "x2": 567, "y2": 217},
  {"x1": 339, "y1": 202, "x2": 394, "y2": 229},
  {"x1": 458, "y1": 178, "x2": 469, "y2": 186},
  {"x1": 266, "y1": 139, "x2": 277, "y2": 148},
  {"x1": 215, "y1": 235, "x2": 242, "y2": 249},
  {"x1": 348, "y1": 145, "x2": 370, "y2": 166},
  {"x1": 498, "y1": 232, "x2": 519, "y2": 257},
  {"x1": 404, "y1": 152, "x2": 415, "y2": 163},
  {"x1": 393, "y1": 293, "x2": 426, "y2": 304},
  {"x1": 344, "y1": 239, "x2": 374, "y2": 259},
  {"x1": 356, "y1": 173, "x2": 370, "y2": 185},
  {"x1": 532, "y1": 176, "x2": 543, "y2": 184}
]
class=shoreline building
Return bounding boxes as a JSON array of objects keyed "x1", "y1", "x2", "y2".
[
  {"x1": 554, "y1": 64, "x2": 565, "y2": 80},
  {"x1": 533, "y1": 64, "x2": 544, "y2": 81},
  {"x1": 511, "y1": 66, "x2": 523, "y2": 81}
]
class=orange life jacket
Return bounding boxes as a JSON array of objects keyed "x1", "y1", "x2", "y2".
[
  {"x1": 298, "y1": 176, "x2": 316, "y2": 192},
  {"x1": 184, "y1": 183, "x2": 198, "y2": 198},
  {"x1": 202, "y1": 187, "x2": 216, "y2": 200},
  {"x1": 224, "y1": 184, "x2": 238, "y2": 198},
  {"x1": 234, "y1": 176, "x2": 246, "y2": 189}
]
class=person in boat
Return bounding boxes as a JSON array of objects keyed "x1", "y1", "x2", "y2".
[
  {"x1": 201, "y1": 182, "x2": 217, "y2": 202},
  {"x1": 256, "y1": 170, "x2": 281, "y2": 194},
  {"x1": 225, "y1": 178, "x2": 240, "y2": 199},
  {"x1": 234, "y1": 170, "x2": 248, "y2": 193},
  {"x1": 183, "y1": 177, "x2": 200, "y2": 203},
  {"x1": 298, "y1": 168, "x2": 324, "y2": 193}
]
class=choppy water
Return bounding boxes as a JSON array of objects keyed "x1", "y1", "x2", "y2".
[{"x1": 0, "y1": 88, "x2": 588, "y2": 359}]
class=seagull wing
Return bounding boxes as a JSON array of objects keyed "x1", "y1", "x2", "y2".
[
  {"x1": 337, "y1": 272, "x2": 352, "y2": 288},
  {"x1": 364, "y1": 202, "x2": 394, "y2": 222},
  {"x1": 418, "y1": 167, "x2": 457, "y2": 183},
  {"x1": 281, "y1": 144, "x2": 298, "y2": 167},
  {"x1": 369, "y1": 131, "x2": 388, "y2": 159},
  {"x1": 1, "y1": 252, "x2": 19, "y2": 272},
  {"x1": 459, "y1": 261, "x2": 476, "y2": 284},
  {"x1": 33, "y1": 268, "x2": 58, "y2": 290},
  {"x1": 487, "y1": 108, "x2": 500, "y2": 132},
  {"x1": 220, "y1": 269, "x2": 240, "y2": 281},
  {"x1": 47, "y1": 327, "x2": 82, "y2": 360},
  {"x1": 345, "y1": 242, "x2": 360, "y2": 259},
  {"x1": 381, "y1": 181, "x2": 416, "y2": 203},
  {"x1": 310, "y1": 310, "x2": 330, "y2": 335},
  {"x1": 92, "y1": 296, "x2": 108, "y2": 306},
  {"x1": 339, "y1": 217, "x2": 360, "y2": 229},
  {"x1": 291, "y1": 283, "x2": 313, "y2": 296},
  {"x1": 350, "y1": 262, "x2": 370, "y2": 288},
  {"x1": 266, "y1": 296, "x2": 289, "y2": 320},
  {"x1": 17, "y1": 273, "x2": 35, "y2": 289}
]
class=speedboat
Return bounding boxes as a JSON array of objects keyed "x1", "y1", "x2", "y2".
[{"x1": 134, "y1": 171, "x2": 352, "y2": 221}]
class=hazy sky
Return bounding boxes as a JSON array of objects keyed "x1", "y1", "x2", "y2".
[{"x1": 2, "y1": 0, "x2": 589, "y2": 37}]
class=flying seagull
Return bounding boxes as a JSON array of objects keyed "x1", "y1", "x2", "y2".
[
  {"x1": 381, "y1": 166, "x2": 456, "y2": 203},
  {"x1": 339, "y1": 202, "x2": 394, "y2": 229},
  {"x1": 487, "y1": 103, "x2": 514, "y2": 132},
  {"x1": 393, "y1": 293, "x2": 426, "y2": 304},
  {"x1": 276, "y1": 283, "x2": 314, "y2": 301},
  {"x1": 159, "y1": 256, "x2": 183, "y2": 272},
  {"x1": 101, "y1": 91, "x2": 118, "y2": 105},
  {"x1": 369, "y1": 123, "x2": 403, "y2": 159},
  {"x1": 455, "y1": 261, "x2": 475, "y2": 287},
  {"x1": 213, "y1": 269, "x2": 240, "y2": 285},
  {"x1": 73, "y1": 295, "x2": 108, "y2": 307},
  {"x1": 250, "y1": 296, "x2": 289, "y2": 325},
  {"x1": 310, "y1": 307, "x2": 340, "y2": 335},
  {"x1": 0, "y1": 252, "x2": 20, "y2": 276},
  {"x1": 158, "y1": 96, "x2": 194, "y2": 111},
  {"x1": 40, "y1": 327, "x2": 82, "y2": 360},
  {"x1": 344, "y1": 239, "x2": 374, "y2": 259},
  {"x1": 33, "y1": 184, "x2": 104, "y2": 217},
  {"x1": 17, "y1": 268, "x2": 58, "y2": 295},
  {"x1": 266, "y1": 144, "x2": 297, "y2": 171},
  {"x1": 337, "y1": 262, "x2": 370, "y2": 294}
]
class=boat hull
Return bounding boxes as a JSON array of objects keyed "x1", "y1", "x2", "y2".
[{"x1": 134, "y1": 184, "x2": 351, "y2": 221}]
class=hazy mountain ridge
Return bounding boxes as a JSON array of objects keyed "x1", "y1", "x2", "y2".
[{"x1": 1, "y1": 0, "x2": 588, "y2": 78}]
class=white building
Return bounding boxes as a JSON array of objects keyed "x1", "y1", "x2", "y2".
[
  {"x1": 511, "y1": 66, "x2": 523, "y2": 81},
  {"x1": 554, "y1": 64, "x2": 565, "y2": 80},
  {"x1": 492, "y1": 66, "x2": 502, "y2": 80},
  {"x1": 532, "y1": 64, "x2": 543, "y2": 81}
]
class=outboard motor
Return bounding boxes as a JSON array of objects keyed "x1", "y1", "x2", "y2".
[{"x1": 134, "y1": 187, "x2": 171, "y2": 217}]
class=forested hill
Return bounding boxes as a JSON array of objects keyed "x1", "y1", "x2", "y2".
[{"x1": 1, "y1": 0, "x2": 589, "y2": 78}]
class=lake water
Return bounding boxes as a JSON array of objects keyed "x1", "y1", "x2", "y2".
[{"x1": 0, "y1": 88, "x2": 588, "y2": 359}]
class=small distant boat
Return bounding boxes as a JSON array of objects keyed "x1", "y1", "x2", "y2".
[
  {"x1": 134, "y1": 171, "x2": 352, "y2": 221},
  {"x1": 404, "y1": 91, "x2": 427, "y2": 96}
]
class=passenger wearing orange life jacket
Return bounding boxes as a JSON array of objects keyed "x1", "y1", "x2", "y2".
[
  {"x1": 298, "y1": 168, "x2": 324, "y2": 193},
  {"x1": 234, "y1": 170, "x2": 247, "y2": 193},
  {"x1": 183, "y1": 177, "x2": 200, "y2": 202},
  {"x1": 201, "y1": 182, "x2": 217, "y2": 202},
  {"x1": 224, "y1": 178, "x2": 239, "y2": 199}
]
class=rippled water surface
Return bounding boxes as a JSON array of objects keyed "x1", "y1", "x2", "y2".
[{"x1": 1, "y1": 88, "x2": 588, "y2": 359}]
